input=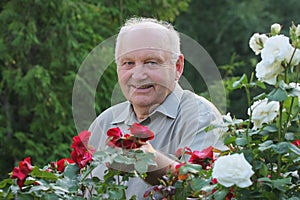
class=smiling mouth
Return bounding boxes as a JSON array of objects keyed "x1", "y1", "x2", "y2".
[{"x1": 133, "y1": 84, "x2": 154, "y2": 89}]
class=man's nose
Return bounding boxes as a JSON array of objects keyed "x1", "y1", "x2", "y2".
[{"x1": 131, "y1": 64, "x2": 148, "y2": 80}]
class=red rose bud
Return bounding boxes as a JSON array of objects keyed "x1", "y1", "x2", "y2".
[
  {"x1": 56, "y1": 158, "x2": 75, "y2": 172},
  {"x1": 11, "y1": 157, "x2": 33, "y2": 189}
]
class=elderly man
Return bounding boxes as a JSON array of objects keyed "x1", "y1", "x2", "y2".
[{"x1": 88, "y1": 17, "x2": 225, "y2": 199}]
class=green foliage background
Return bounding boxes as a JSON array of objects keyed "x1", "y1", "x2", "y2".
[
  {"x1": 0, "y1": 0, "x2": 299, "y2": 180},
  {"x1": 0, "y1": 0, "x2": 189, "y2": 179},
  {"x1": 175, "y1": 0, "x2": 300, "y2": 117}
]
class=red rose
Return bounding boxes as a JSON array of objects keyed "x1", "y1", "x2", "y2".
[
  {"x1": 107, "y1": 127, "x2": 123, "y2": 147},
  {"x1": 71, "y1": 130, "x2": 91, "y2": 154},
  {"x1": 11, "y1": 157, "x2": 33, "y2": 189},
  {"x1": 107, "y1": 127, "x2": 122, "y2": 138},
  {"x1": 56, "y1": 158, "x2": 74, "y2": 172},
  {"x1": 187, "y1": 146, "x2": 214, "y2": 169},
  {"x1": 106, "y1": 124, "x2": 155, "y2": 149},
  {"x1": 129, "y1": 123, "x2": 154, "y2": 142},
  {"x1": 71, "y1": 130, "x2": 94, "y2": 168}
]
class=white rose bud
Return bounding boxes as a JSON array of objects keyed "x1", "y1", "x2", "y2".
[
  {"x1": 271, "y1": 23, "x2": 281, "y2": 35},
  {"x1": 249, "y1": 33, "x2": 268, "y2": 55}
]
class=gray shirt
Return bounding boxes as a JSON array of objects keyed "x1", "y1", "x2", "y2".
[{"x1": 88, "y1": 83, "x2": 226, "y2": 199}]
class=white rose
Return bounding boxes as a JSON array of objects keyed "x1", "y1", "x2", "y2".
[
  {"x1": 248, "y1": 98, "x2": 280, "y2": 129},
  {"x1": 212, "y1": 153, "x2": 254, "y2": 188},
  {"x1": 296, "y1": 24, "x2": 300, "y2": 37},
  {"x1": 261, "y1": 35, "x2": 293, "y2": 64},
  {"x1": 249, "y1": 33, "x2": 268, "y2": 55},
  {"x1": 255, "y1": 60, "x2": 283, "y2": 85},
  {"x1": 271, "y1": 23, "x2": 281, "y2": 34}
]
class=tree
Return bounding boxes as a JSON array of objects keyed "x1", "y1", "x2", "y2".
[
  {"x1": 0, "y1": 0, "x2": 190, "y2": 179},
  {"x1": 175, "y1": 0, "x2": 300, "y2": 117}
]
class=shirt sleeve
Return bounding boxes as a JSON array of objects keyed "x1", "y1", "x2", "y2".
[{"x1": 177, "y1": 94, "x2": 227, "y2": 152}]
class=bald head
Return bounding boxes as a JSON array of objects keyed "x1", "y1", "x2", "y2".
[{"x1": 115, "y1": 18, "x2": 181, "y2": 62}]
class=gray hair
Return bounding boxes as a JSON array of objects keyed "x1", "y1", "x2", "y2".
[{"x1": 115, "y1": 17, "x2": 181, "y2": 62}]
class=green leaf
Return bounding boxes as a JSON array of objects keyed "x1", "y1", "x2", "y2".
[
  {"x1": 272, "y1": 178, "x2": 291, "y2": 192},
  {"x1": 180, "y1": 163, "x2": 202, "y2": 174},
  {"x1": 190, "y1": 177, "x2": 211, "y2": 191},
  {"x1": 31, "y1": 167, "x2": 58, "y2": 181},
  {"x1": 108, "y1": 186, "x2": 126, "y2": 200},
  {"x1": 224, "y1": 135, "x2": 236, "y2": 145},
  {"x1": 259, "y1": 163, "x2": 268, "y2": 177},
  {"x1": 257, "y1": 177, "x2": 272, "y2": 188},
  {"x1": 262, "y1": 125, "x2": 278, "y2": 133},
  {"x1": 267, "y1": 88, "x2": 288, "y2": 102},
  {"x1": 285, "y1": 132, "x2": 295, "y2": 141},
  {"x1": 256, "y1": 81, "x2": 266, "y2": 89},
  {"x1": 41, "y1": 193, "x2": 60, "y2": 200},
  {"x1": 258, "y1": 140, "x2": 274, "y2": 151},
  {"x1": 29, "y1": 184, "x2": 50, "y2": 192},
  {"x1": 236, "y1": 137, "x2": 248, "y2": 146},
  {"x1": 114, "y1": 155, "x2": 135, "y2": 165},
  {"x1": 0, "y1": 178, "x2": 13, "y2": 189},
  {"x1": 136, "y1": 152, "x2": 156, "y2": 166},
  {"x1": 55, "y1": 178, "x2": 78, "y2": 193},
  {"x1": 134, "y1": 160, "x2": 148, "y2": 174},
  {"x1": 272, "y1": 142, "x2": 289, "y2": 154},
  {"x1": 213, "y1": 189, "x2": 229, "y2": 200},
  {"x1": 63, "y1": 164, "x2": 80, "y2": 179},
  {"x1": 232, "y1": 74, "x2": 248, "y2": 89}
]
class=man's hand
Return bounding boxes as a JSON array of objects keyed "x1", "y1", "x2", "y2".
[{"x1": 139, "y1": 142, "x2": 178, "y2": 185}]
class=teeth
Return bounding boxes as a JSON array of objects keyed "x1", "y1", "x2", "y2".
[{"x1": 137, "y1": 85, "x2": 152, "y2": 89}]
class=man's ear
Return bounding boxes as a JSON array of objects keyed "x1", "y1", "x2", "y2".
[{"x1": 175, "y1": 54, "x2": 184, "y2": 81}]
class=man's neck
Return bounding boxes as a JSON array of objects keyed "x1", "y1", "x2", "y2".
[{"x1": 133, "y1": 104, "x2": 160, "y2": 122}]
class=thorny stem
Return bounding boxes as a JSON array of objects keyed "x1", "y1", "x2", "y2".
[{"x1": 277, "y1": 101, "x2": 283, "y2": 176}]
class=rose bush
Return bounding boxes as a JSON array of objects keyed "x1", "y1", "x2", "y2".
[
  {"x1": 0, "y1": 123, "x2": 156, "y2": 199},
  {"x1": 143, "y1": 22, "x2": 300, "y2": 200},
  {"x1": 1, "y1": 23, "x2": 300, "y2": 200}
]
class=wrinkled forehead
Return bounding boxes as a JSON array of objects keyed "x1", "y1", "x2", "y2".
[{"x1": 115, "y1": 26, "x2": 175, "y2": 61}]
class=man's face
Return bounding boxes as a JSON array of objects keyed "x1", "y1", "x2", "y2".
[
  {"x1": 117, "y1": 48, "x2": 178, "y2": 110},
  {"x1": 116, "y1": 26, "x2": 183, "y2": 111}
]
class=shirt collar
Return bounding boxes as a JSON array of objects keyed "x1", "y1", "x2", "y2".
[
  {"x1": 151, "y1": 83, "x2": 183, "y2": 119},
  {"x1": 111, "y1": 83, "x2": 183, "y2": 125}
]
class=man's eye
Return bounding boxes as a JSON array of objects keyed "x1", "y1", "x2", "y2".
[
  {"x1": 125, "y1": 61, "x2": 135, "y2": 65},
  {"x1": 144, "y1": 61, "x2": 159, "y2": 68},
  {"x1": 145, "y1": 61, "x2": 157, "y2": 65},
  {"x1": 122, "y1": 61, "x2": 135, "y2": 67}
]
